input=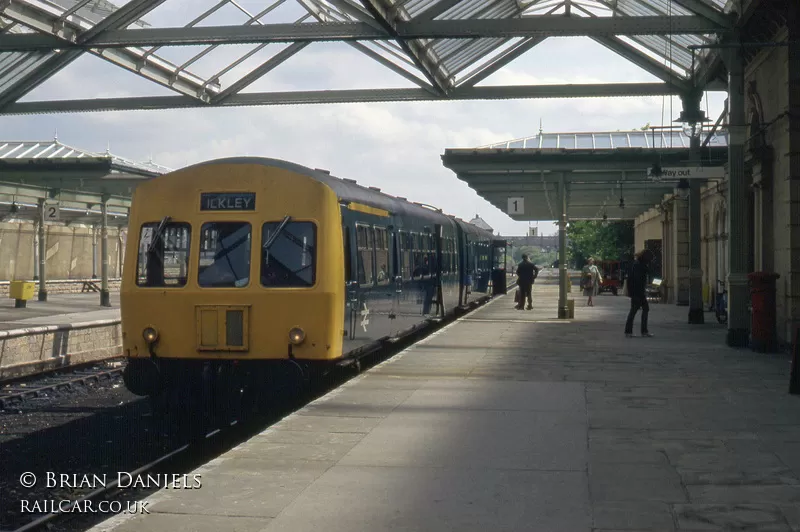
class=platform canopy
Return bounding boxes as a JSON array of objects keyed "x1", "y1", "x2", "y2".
[
  {"x1": 442, "y1": 129, "x2": 729, "y2": 221},
  {"x1": 0, "y1": 0, "x2": 738, "y2": 114},
  {"x1": 0, "y1": 139, "x2": 170, "y2": 226}
]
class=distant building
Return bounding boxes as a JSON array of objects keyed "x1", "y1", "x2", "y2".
[
  {"x1": 503, "y1": 234, "x2": 564, "y2": 251},
  {"x1": 468, "y1": 214, "x2": 493, "y2": 233}
]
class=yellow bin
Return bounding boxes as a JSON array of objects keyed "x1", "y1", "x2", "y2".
[
  {"x1": 567, "y1": 299, "x2": 575, "y2": 319},
  {"x1": 10, "y1": 281, "x2": 35, "y2": 301}
]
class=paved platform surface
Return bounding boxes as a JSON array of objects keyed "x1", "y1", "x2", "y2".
[
  {"x1": 0, "y1": 293, "x2": 119, "y2": 331},
  {"x1": 94, "y1": 285, "x2": 800, "y2": 532}
]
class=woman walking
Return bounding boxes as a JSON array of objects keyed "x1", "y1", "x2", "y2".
[{"x1": 582, "y1": 258, "x2": 602, "y2": 307}]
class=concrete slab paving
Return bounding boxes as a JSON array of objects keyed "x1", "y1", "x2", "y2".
[
  {"x1": 91, "y1": 285, "x2": 800, "y2": 532},
  {"x1": 0, "y1": 292, "x2": 119, "y2": 330}
]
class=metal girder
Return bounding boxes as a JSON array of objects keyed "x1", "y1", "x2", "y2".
[
  {"x1": 211, "y1": 42, "x2": 310, "y2": 104},
  {"x1": 590, "y1": 36, "x2": 692, "y2": 92},
  {"x1": 0, "y1": 182, "x2": 131, "y2": 209},
  {"x1": 0, "y1": 15, "x2": 728, "y2": 52},
  {"x1": 358, "y1": 0, "x2": 452, "y2": 94},
  {"x1": 0, "y1": 82, "x2": 682, "y2": 115},
  {"x1": 460, "y1": 36, "x2": 546, "y2": 88},
  {"x1": 0, "y1": 0, "x2": 169, "y2": 111},
  {"x1": 670, "y1": 0, "x2": 733, "y2": 28}
]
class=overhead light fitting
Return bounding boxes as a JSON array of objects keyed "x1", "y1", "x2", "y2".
[{"x1": 675, "y1": 179, "x2": 691, "y2": 200}]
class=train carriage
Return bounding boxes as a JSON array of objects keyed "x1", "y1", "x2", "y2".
[{"x1": 121, "y1": 158, "x2": 495, "y2": 410}]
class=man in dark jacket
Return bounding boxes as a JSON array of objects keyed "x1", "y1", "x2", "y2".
[
  {"x1": 515, "y1": 254, "x2": 540, "y2": 310},
  {"x1": 624, "y1": 250, "x2": 654, "y2": 337}
]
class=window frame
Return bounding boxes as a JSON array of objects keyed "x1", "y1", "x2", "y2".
[
  {"x1": 260, "y1": 220, "x2": 318, "y2": 289},
  {"x1": 136, "y1": 221, "x2": 192, "y2": 288},
  {"x1": 197, "y1": 221, "x2": 253, "y2": 289},
  {"x1": 355, "y1": 222, "x2": 376, "y2": 288}
]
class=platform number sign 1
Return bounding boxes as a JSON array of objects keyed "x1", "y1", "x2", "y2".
[
  {"x1": 507, "y1": 197, "x2": 524, "y2": 215},
  {"x1": 44, "y1": 200, "x2": 60, "y2": 221}
]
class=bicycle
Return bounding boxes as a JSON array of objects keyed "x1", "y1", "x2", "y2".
[{"x1": 715, "y1": 279, "x2": 728, "y2": 324}]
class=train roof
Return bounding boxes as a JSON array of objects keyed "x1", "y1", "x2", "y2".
[{"x1": 184, "y1": 157, "x2": 494, "y2": 238}]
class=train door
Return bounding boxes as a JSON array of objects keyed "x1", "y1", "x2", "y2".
[
  {"x1": 390, "y1": 229, "x2": 402, "y2": 334},
  {"x1": 344, "y1": 225, "x2": 359, "y2": 341}
]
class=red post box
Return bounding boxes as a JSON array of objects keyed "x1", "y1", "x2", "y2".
[{"x1": 748, "y1": 271, "x2": 780, "y2": 353}]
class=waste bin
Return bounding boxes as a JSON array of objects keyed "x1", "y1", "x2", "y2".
[
  {"x1": 491, "y1": 268, "x2": 507, "y2": 295},
  {"x1": 567, "y1": 299, "x2": 575, "y2": 319},
  {"x1": 748, "y1": 271, "x2": 780, "y2": 353}
]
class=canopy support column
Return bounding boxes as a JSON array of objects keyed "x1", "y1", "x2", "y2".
[
  {"x1": 686, "y1": 97, "x2": 705, "y2": 323},
  {"x1": 723, "y1": 37, "x2": 750, "y2": 347},
  {"x1": 558, "y1": 173, "x2": 569, "y2": 319},
  {"x1": 37, "y1": 199, "x2": 47, "y2": 302},
  {"x1": 100, "y1": 195, "x2": 111, "y2": 307}
]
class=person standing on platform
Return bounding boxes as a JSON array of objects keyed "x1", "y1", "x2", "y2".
[
  {"x1": 582, "y1": 258, "x2": 602, "y2": 307},
  {"x1": 624, "y1": 249, "x2": 655, "y2": 338},
  {"x1": 515, "y1": 254, "x2": 539, "y2": 310}
]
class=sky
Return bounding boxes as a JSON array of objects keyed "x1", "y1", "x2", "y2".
[{"x1": 0, "y1": 1, "x2": 728, "y2": 237}]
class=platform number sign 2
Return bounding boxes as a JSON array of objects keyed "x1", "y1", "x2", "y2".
[
  {"x1": 44, "y1": 200, "x2": 60, "y2": 222},
  {"x1": 507, "y1": 197, "x2": 524, "y2": 215}
]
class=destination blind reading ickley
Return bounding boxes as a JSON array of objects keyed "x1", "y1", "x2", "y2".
[{"x1": 200, "y1": 192, "x2": 256, "y2": 211}]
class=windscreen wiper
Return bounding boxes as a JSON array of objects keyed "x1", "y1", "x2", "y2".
[
  {"x1": 147, "y1": 216, "x2": 172, "y2": 254},
  {"x1": 263, "y1": 215, "x2": 292, "y2": 252}
]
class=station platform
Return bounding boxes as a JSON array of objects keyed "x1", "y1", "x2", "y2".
[
  {"x1": 0, "y1": 293, "x2": 119, "y2": 331},
  {"x1": 94, "y1": 285, "x2": 800, "y2": 532}
]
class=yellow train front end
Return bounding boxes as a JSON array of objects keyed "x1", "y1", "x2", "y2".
[{"x1": 121, "y1": 160, "x2": 344, "y2": 400}]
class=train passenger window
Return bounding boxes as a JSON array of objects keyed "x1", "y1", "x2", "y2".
[
  {"x1": 261, "y1": 221, "x2": 316, "y2": 287},
  {"x1": 374, "y1": 227, "x2": 389, "y2": 285},
  {"x1": 356, "y1": 224, "x2": 374, "y2": 286},
  {"x1": 398, "y1": 231, "x2": 411, "y2": 280},
  {"x1": 136, "y1": 222, "x2": 191, "y2": 287},
  {"x1": 198, "y1": 222, "x2": 251, "y2": 288}
]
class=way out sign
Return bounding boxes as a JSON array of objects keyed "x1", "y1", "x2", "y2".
[
  {"x1": 507, "y1": 197, "x2": 524, "y2": 215},
  {"x1": 648, "y1": 166, "x2": 725, "y2": 180},
  {"x1": 44, "y1": 200, "x2": 60, "y2": 221}
]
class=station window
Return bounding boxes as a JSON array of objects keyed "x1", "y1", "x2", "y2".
[
  {"x1": 261, "y1": 221, "x2": 316, "y2": 287},
  {"x1": 197, "y1": 222, "x2": 252, "y2": 288},
  {"x1": 356, "y1": 225, "x2": 374, "y2": 286},
  {"x1": 374, "y1": 227, "x2": 389, "y2": 284},
  {"x1": 137, "y1": 221, "x2": 191, "y2": 287}
]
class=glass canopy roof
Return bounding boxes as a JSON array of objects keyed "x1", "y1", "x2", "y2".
[
  {"x1": 481, "y1": 129, "x2": 730, "y2": 150},
  {"x1": 0, "y1": 0, "x2": 735, "y2": 113}
]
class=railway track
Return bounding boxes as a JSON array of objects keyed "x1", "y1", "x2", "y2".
[
  {"x1": 0, "y1": 360, "x2": 124, "y2": 409},
  {"x1": 7, "y1": 419, "x2": 238, "y2": 532}
]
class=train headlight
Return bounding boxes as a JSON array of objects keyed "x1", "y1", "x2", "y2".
[
  {"x1": 142, "y1": 327, "x2": 159, "y2": 344},
  {"x1": 289, "y1": 327, "x2": 306, "y2": 345}
]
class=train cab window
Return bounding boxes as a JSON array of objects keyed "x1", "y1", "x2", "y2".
[
  {"x1": 261, "y1": 221, "x2": 316, "y2": 287},
  {"x1": 136, "y1": 222, "x2": 191, "y2": 287},
  {"x1": 356, "y1": 224, "x2": 374, "y2": 286},
  {"x1": 374, "y1": 227, "x2": 389, "y2": 285},
  {"x1": 198, "y1": 222, "x2": 252, "y2": 288}
]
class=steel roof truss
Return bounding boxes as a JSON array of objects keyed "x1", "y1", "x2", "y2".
[
  {"x1": 590, "y1": 35, "x2": 691, "y2": 90},
  {"x1": 0, "y1": 0, "x2": 170, "y2": 110}
]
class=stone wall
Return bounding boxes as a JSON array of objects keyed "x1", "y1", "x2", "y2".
[
  {"x1": 0, "y1": 221, "x2": 127, "y2": 282},
  {"x1": 0, "y1": 279, "x2": 122, "y2": 297},
  {"x1": 0, "y1": 320, "x2": 122, "y2": 380}
]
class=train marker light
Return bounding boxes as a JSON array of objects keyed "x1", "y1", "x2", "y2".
[
  {"x1": 289, "y1": 327, "x2": 306, "y2": 345},
  {"x1": 142, "y1": 327, "x2": 159, "y2": 344}
]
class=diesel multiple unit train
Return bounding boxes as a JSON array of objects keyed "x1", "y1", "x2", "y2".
[{"x1": 121, "y1": 157, "x2": 503, "y2": 414}]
